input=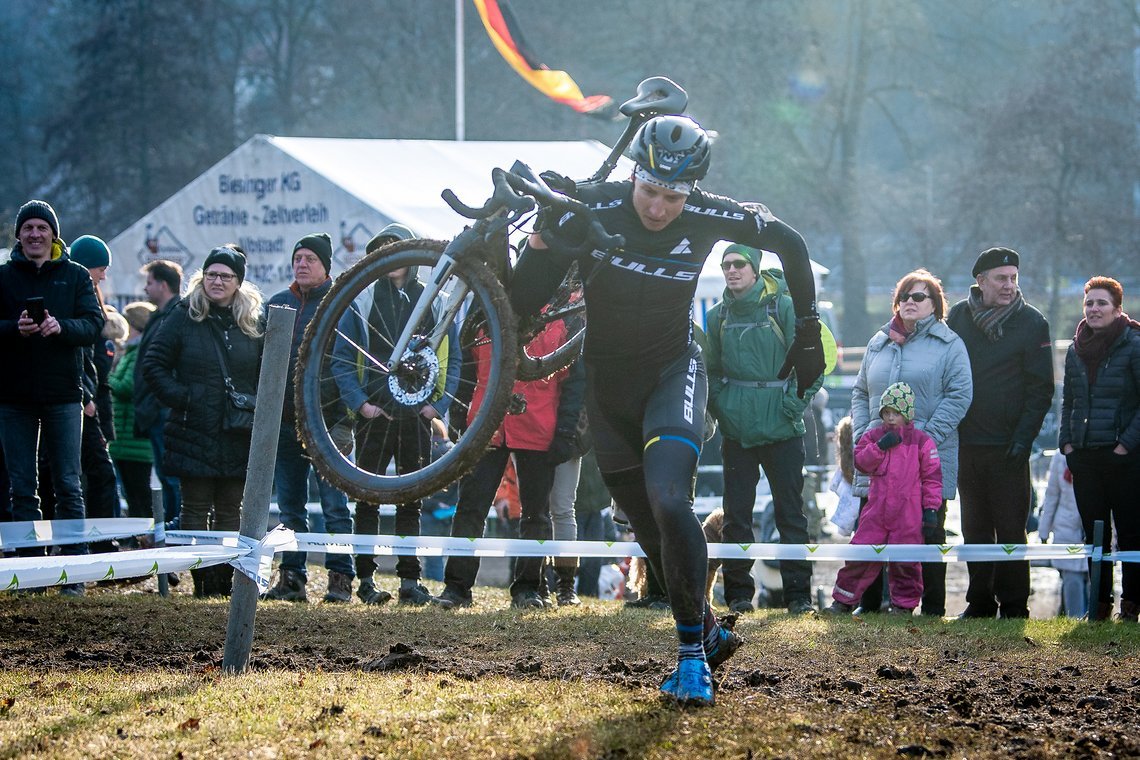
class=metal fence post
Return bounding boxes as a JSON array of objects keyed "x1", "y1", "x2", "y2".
[{"x1": 222, "y1": 305, "x2": 295, "y2": 674}]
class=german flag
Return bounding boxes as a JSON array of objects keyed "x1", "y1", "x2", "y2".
[{"x1": 474, "y1": 0, "x2": 614, "y2": 117}]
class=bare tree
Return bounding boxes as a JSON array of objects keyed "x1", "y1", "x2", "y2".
[{"x1": 952, "y1": 2, "x2": 1140, "y2": 331}]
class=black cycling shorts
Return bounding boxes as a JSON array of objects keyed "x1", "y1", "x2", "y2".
[{"x1": 586, "y1": 341, "x2": 708, "y2": 474}]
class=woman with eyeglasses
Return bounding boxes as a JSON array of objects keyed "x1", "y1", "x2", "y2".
[
  {"x1": 849, "y1": 269, "x2": 973, "y2": 615},
  {"x1": 143, "y1": 245, "x2": 264, "y2": 597}
]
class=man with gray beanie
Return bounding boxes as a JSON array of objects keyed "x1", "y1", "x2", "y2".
[
  {"x1": 0, "y1": 201, "x2": 104, "y2": 595},
  {"x1": 263, "y1": 232, "x2": 357, "y2": 603},
  {"x1": 948, "y1": 246, "x2": 1054, "y2": 619}
]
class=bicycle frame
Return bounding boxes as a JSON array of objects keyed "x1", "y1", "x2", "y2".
[{"x1": 368, "y1": 75, "x2": 689, "y2": 389}]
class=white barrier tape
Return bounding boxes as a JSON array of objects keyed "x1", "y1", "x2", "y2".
[
  {"x1": 0, "y1": 518, "x2": 155, "y2": 550},
  {"x1": 167, "y1": 530, "x2": 1140, "y2": 563},
  {"x1": 0, "y1": 545, "x2": 242, "y2": 591},
  {"x1": 234, "y1": 527, "x2": 298, "y2": 593}
]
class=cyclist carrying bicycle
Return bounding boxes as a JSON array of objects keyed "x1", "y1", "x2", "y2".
[{"x1": 512, "y1": 114, "x2": 826, "y2": 707}]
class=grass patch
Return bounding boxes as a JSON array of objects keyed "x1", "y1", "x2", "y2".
[{"x1": 1, "y1": 585, "x2": 1138, "y2": 758}]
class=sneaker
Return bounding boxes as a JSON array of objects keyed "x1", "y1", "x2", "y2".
[
  {"x1": 999, "y1": 605, "x2": 1029, "y2": 619},
  {"x1": 705, "y1": 620, "x2": 743, "y2": 673},
  {"x1": 511, "y1": 589, "x2": 546, "y2": 610},
  {"x1": 822, "y1": 601, "x2": 855, "y2": 616},
  {"x1": 323, "y1": 571, "x2": 353, "y2": 603},
  {"x1": 432, "y1": 587, "x2": 473, "y2": 610},
  {"x1": 625, "y1": 593, "x2": 670, "y2": 611},
  {"x1": 356, "y1": 578, "x2": 393, "y2": 606},
  {"x1": 59, "y1": 583, "x2": 86, "y2": 598},
  {"x1": 728, "y1": 598, "x2": 755, "y2": 614},
  {"x1": 956, "y1": 605, "x2": 997, "y2": 620},
  {"x1": 556, "y1": 583, "x2": 582, "y2": 607},
  {"x1": 398, "y1": 583, "x2": 435, "y2": 606},
  {"x1": 786, "y1": 598, "x2": 815, "y2": 616},
  {"x1": 264, "y1": 568, "x2": 307, "y2": 602},
  {"x1": 659, "y1": 659, "x2": 715, "y2": 707},
  {"x1": 886, "y1": 606, "x2": 914, "y2": 616}
]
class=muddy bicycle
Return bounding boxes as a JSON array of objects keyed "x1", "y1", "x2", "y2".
[{"x1": 295, "y1": 77, "x2": 689, "y2": 504}]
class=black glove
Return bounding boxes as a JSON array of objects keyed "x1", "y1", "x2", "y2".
[
  {"x1": 538, "y1": 170, "x2": 579, "y2": 197},
  {"x1": 922, "y1": 510, "x2": 940, "y2": 542},
  {"x1": 777, "y1": 315, "x2": 826, "y2": 399},
  {"x1": 1005, "y1": 442, "x2": 1031, "y2": 466},
  {"x1": 546, "y1": 430, "x2": 579, "y2": 465},
  {"x1": 877, "y1": 430, "x2": 902, "y2": 451}
]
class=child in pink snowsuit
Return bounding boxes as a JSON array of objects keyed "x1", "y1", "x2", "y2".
[{"x1": 827, "y1": 382, "x2": 942, "y2": 615}]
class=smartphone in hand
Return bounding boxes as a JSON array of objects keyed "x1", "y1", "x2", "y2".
[{"x1": 24, "y1": 296, "x2": 46, "y2": 325}]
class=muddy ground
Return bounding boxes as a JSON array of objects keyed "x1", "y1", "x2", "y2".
[{"x1": 2, "y1": 573, "x2": 1138, "y2": 759}]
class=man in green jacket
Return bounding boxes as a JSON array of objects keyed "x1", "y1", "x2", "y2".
[{"x1": 705, "y1": 244, "x2": 823, "y2": 615}]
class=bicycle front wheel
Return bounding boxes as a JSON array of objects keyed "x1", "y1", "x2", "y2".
[{"x1": 296, "y1": 239, "x2": 518, "y2": 504}]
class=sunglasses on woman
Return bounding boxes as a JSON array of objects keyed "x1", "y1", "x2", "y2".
[
  {"x1": 898, "y1": 292, "x2": 930, "y2": 303},
  {"x1": 720, "y1": 260, "x2": 751, "y2": 271}
]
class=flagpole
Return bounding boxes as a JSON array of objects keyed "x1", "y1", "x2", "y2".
[{"x1": 455, "y1": 0, "x2": 465, "y2": 141}]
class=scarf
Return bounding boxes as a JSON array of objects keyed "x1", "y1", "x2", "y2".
[
  {"x1": 1073, "y1": 313, "x2": 1138, "y2": 386},
  {"x1": 887, "y1": 314, "x2": 912, "y2": 345},
  {"x1": 967, "y1": 285, "x2": 1024, "y2": 342}
]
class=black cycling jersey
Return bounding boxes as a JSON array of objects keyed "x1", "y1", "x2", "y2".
[{"x1": 513, "y1": 179, "x2": 816, "y2": 376}]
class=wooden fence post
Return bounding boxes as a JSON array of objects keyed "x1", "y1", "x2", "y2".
[{"x1": 222, "y1": 305, "x2": 295, "y2": 674}]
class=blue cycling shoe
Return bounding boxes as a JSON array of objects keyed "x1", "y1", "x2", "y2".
[
  {"x1": 705, "y1": 621, "x2": 743, "y2": 673},
  {"x1": 659, "y1": 658, "x2": 715, "y2": 707}
]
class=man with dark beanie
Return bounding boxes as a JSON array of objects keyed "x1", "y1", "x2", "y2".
[
  {"x1": 0, "y1": 201, "x2": 104, "y2": 595},
  {"x1": 263, "y1": 232, "x2": 357, "y2": 603},
  {"x1": 58, "y1": 235, "x2": 122, "y2": 555},
  {"x1": 947, "y1": 247, "x2": 1054, "y2": 619},
  {"x1": 134, "y1": 258, "x2": 184, "y2": 527}
]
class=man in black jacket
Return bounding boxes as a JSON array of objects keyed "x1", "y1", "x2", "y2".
[
  {"x1": 133, "y1": 258, "x2": 183, "y2": 525},
  {"x1": 0, "y1": 200, "x2": 104, "y2": 593},
  {"x1": 262, "y1": 232, "x2": 355, "y2": 604},
  {"x1": 947, "y1": 247, "x2": 1054, "y2": 619}
]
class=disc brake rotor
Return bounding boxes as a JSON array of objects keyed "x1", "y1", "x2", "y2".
[{"x1": 387, "y1": 343, "x2": 441, "y2": 406}]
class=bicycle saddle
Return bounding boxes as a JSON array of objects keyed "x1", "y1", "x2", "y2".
[{"x1": 619, "y1": 76, "x2": 688, "y2": 117}]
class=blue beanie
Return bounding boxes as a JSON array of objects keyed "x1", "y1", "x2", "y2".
[{"x1": 70, "y1": 235, "x2": 112, "y2": 269}]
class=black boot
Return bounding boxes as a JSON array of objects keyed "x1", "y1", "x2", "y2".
[
  {"x1": 208, "y1": 565, "x2": 233, "y2": 598},
  {"x1": 191, "y1": 568, "x2": 208, "y2": 598},
  {"x1": 555, "y1": 559, "x2": 581, "y2": 606}
]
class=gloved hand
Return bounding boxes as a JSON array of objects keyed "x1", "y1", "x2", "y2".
[
  {"x1": 538, "y1": 170, "x2": 579, "y2": 197},
  {"x1": 877, "y1": 430, "x2": 902, "y2": 450},
  {"x1": 922, "y1": 510, "x2": 940, "y2": 542},
  {"x1": 1005, "y1": 441, "x2": 1031, "y2": 465},
  {"x1": 546, "y1": 429, "x2": 579, "y2": 465},
  {"x1": 777, "y1": 315, "x2": 825, "y2": 399}
]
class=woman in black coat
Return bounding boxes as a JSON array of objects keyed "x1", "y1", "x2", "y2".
[
  {"x1": 1059, "y1": 276, "x2": 1140, "y2": 622},
  {"x1": 142, "y1": 246, "x2": 263, "y2": 595}
]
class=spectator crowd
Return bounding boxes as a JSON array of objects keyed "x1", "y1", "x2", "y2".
[{"x1": 1, "y1": 196, "x2": 1136, "y2": 625}]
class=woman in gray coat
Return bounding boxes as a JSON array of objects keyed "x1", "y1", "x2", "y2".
[{"x1": 850, "y1": 269, "x2": 973, "y2": 615}]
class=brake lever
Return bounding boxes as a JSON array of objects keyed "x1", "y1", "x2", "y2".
[{"x1": 539, "y1": 218, "x2": 624, "y2": 258}]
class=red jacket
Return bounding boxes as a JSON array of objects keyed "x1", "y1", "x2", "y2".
[{"x1": 468, "y1": 319, "x2": 569, "y2": 451}]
